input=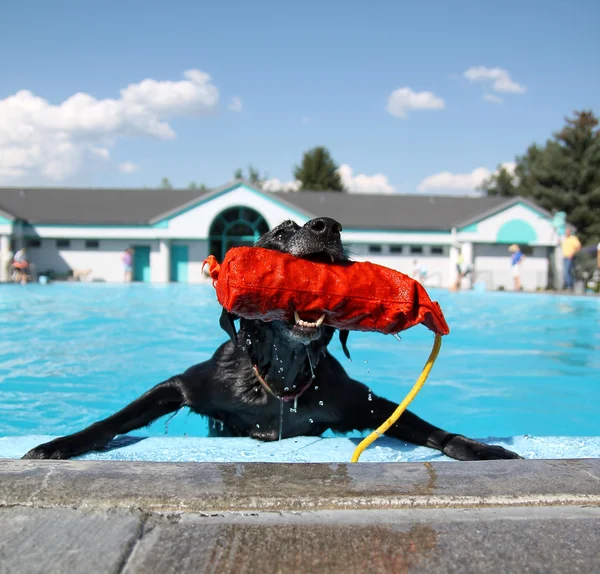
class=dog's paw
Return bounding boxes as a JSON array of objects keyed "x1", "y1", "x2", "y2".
[
  {"x1": 443, "y1": 436, "x2": 522, "y2": 461},
  {"x1": 22, "y1": 441, "x2": 71, "y2": 460}
]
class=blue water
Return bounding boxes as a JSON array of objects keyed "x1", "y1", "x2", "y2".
[{"x1": 1, "y1": 283, "x2": 599, "y2": 441}]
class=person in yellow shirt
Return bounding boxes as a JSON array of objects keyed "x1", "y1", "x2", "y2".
[{"x1": 561, "y1": 228, "x2": 581, "y2": 290}]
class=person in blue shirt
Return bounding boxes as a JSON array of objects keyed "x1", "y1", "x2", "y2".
[{"x1": 508, "y1": 244, "x2": 524, "y2": 291}]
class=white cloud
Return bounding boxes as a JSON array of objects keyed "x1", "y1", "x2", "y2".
[
  {"x1": 229, "y1": 96, "x2": 242, "y2": 112},
  {"x1": 483, "y1": 93, "x2": 504, "y2": 104},
  {"x1": 386, "y1": 87, "x2": 445, "y2": 118},
  {"x1": 463, "y1": 66, "x2": 526, "y2": 94},
  {"x1": 90, "y1": 146, "x2": 110, "y2": 159},
  {"x1": 338, "y1": 164, "x2": 395, "y2": 194},
  {"x1": 118, "y1": 161, "x2": 139, "y2": 174},
  {"x1": 417, "y1": 162, "x2": 516, "y2": 195},
  {"x1": 262, "y1": 164, "x2": 395, "y2": 194},
  {"x1": 261, "y1": 178, "x2": 302, "y2": 192},
  {"x1": 0, "y1": 69, "x2": 219, "y2": 183}
]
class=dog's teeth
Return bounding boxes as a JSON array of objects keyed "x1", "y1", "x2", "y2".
[
  {"x1": 294, "y1": 311, "x2": 301, "y2": 324},
  {"x1": 330, "y1": 255, "x2": 335, "y2": 262},
  {"x1": 316, "y1": 313, "x2": 326, "y2": 327}
]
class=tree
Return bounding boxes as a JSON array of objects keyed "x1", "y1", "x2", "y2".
[
  {"x1": 483, "y1": 110, "x2": 600, "y2": 245},
  {"x1": 233, "y1": 165, "x2": 267, "y2": 188},
  {"x1": 293, "y1": 146, "x2": 345, "y2": 191},
  {"x1": 160, "y1": 177, "x2": 173, "y2": 189},
  {"x1": 479, "y1": 165, "x2": 519, "y2": 197},
  {"x1": 188, "y1": 181, "x2": 208, "y2": 190}
]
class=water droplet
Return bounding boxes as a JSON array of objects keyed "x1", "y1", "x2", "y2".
[
  {"x1": 394, "y1": 334, "x2": 402, "y2": 342},
  {"x1": 314, "y1": 386, "x2": 319, "y2": 390},
  {"x1": 370, "y1": 410, "x2": 374, "y2": 414},
  {"x1": 364, "y1": 360, "x2": 368, "y2": 364},
  {"x1": 319, "y1": 401, "x2": 324, "y2": 406},
  {"x1": 292, "y1": 385, "x2": 297, "y2": 389},
  {"x1": 306, "y1": 348, "x2": 315, "y2": 378},
  {"x1": 347, "y1": 358, "x2": 352, "y2": 363},
  {"x1": 309, "y1": 418, "x2": 314, "y2": 423},
  {"x1": 289, "y1": 407, "x2": 297, "y2": 413},
  {"x1": 367, "y1": 369, "x2": 370, "y2": 374},
  {"x1": 293, "y1": 396, "x2": 298, "y2": 411},
  {"x1": 256, "y1": 423, "x2": 260, "y2": 428},
  {"x1": 278, "y1": 367, "x2": 284, "y2": 373},
  {"x1": 246, "y1": 338, "x2": 252, "y2": 346},
  {"x1": 255, "y1": 387, "x2": 260, "y2": 392},
  {"x1": 284, "y1": 386, "x2": 289, "y2": 392}
]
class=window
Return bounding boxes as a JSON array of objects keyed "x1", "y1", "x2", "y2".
[
  {"x1": 85, "y1": 240, "x2": 100, "y2": 249},
  {"x1": 25, "y1": 239, "x2": 41, "y2": 248},
  {"x1": 368, "y1": 245, "x2": 382, "y2": 254},
  {"x1": 430, "y1": 246, "x2": 444, "y2": 255},
  {"x1": 409, "y1": 246, "x2": 423, "y2": 254},
  {"x1": 56, "y1": 239, "x2": 70, "y2": 248},
  {"x1": 389, "y1": 245, "x2": 403, "y2": 254}
]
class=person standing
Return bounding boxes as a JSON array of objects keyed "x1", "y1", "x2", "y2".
[
  {"x1": 122, "y1": 248, "x2": 133, "y2": 283},
  {"x1": 508, "y1": 244, "x2": 524, "y2": 291},
  {"x1": 12, "y1": 247, "x2": 30, "y2": 285},
  {"x1": 561, "y1": 228, "x2": 581, "y2": 290}
]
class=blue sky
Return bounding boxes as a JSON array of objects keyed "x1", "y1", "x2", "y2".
[{"x1": 1, "y1": 0, "x2": 599, "y2": 194}]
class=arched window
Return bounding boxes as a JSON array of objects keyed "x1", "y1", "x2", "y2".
[{"x1": 209, "y1": 207, "x2": 269, "y2": 261}]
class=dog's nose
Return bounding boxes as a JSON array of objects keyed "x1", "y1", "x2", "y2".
[{"x1": 305, "y1": 217, "x2": 343, "y2": 237}]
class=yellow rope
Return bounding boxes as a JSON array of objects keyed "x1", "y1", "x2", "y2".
[{"x1": 351, "y1": 333, "x2": 443, "y2": 463}]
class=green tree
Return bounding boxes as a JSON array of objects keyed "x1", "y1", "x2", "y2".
[
  {"x1": 188, "y1": 181, "x2": 208, "y2": 190},
  {"x1": 483, "y1": 110, "x2": 600, "y2": 244},
  {"x1": 160, "y1": 177, "x2": 173, "y2": 189},
  {"x1": 293, "y1": 146, "x2": 344, "y2": 191},
  {"x1": 479, "y1": 165, "x2": 519, "y2": 197},
  {"x1": 233, "y1": 165, "x2": 266, "y2": 188}
]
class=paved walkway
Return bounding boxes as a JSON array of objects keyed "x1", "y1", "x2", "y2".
[{"x1": 1, "y1": 458, "x2": 599, "y2": 573}]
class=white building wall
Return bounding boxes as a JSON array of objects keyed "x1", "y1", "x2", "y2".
[
  {"x1": 26, "y1": 238, "x2": 162, "y2": 283},
  {"x1": 187, "y1": 240, "x2": 209, "y2": 284},
  {"x1": 347, "y1": 244, "x2": 451, "y2": 287},
  {"x1": 458, "y1": 203, "x2": 558, "y2": 245},
  {"x1": 474, "y1": 244, "x2": 549, "y2": 291}
]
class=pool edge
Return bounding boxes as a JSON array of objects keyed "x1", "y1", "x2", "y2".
[{"x1": 2, "y1": 458, "x2": 599, "y2": 513}]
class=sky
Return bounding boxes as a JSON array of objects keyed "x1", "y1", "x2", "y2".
[{"x1": 1, "y1": 0, "x2": 599, "y2": 195}]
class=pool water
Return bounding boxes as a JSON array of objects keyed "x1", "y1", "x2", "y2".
[{"x1": 1, "y1": 283, "x2": 599, "y2": 441}]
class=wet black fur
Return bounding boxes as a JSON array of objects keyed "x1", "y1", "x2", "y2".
[{"x1": 23, "y1": 217, "x2": 521, "y2": 461}]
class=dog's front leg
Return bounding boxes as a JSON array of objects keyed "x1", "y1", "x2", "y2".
[
  {"x1": 22, "y1": 377, "x2": 186, "y2": 459},
  {"x1": 334, "y1": 384, "x2": 521, "y2": 461}
]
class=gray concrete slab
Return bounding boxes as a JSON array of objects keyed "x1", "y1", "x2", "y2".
[
  {"x1": 124, "y1": 507, "x2": 600, "y2": 574},
  {"x1": 0, "y1": 507, "x2": 141, "y2": 574},
  {"x1": 1, "y1": 458, "x2": 599, "y2": 512},
  {"x1": 1, "y1": 506, "x2": 599, "y2": 574},
  {"x1": 1, "y1": 459, "x2": 599, "y2": 573}
]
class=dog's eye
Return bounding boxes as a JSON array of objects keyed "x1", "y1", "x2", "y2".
[{"x1": 273, "y1": 228, "x2": 286, "y2": 238}]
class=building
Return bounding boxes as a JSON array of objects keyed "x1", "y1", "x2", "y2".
[{"x1": 0, "y1": 181, "x2": 561, "y2": 289}]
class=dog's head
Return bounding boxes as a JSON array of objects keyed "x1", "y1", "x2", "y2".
[{"x1": 219, "y1": 217, "x2": 351, "y2": 401}]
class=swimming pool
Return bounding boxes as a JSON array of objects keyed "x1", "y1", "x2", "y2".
[{"x1": 1, "y1": 284, "x2": 598, "y2": 449}]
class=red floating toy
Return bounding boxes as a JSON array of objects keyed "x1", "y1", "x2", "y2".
[{"x1": 203, "y1": 247, "x2": 449, "y2": 337}]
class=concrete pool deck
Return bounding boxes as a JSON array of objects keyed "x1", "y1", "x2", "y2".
[{"x1": 1, "y1": 457, "x2": 599, "y2": 573}]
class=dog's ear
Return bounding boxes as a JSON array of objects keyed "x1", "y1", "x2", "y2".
[
  {"x1": 339, "y1": 330, "x2": 351, "y2": 360},
  {"x1": 219, "y1": 308, "x2": 238, "y2": 344}
]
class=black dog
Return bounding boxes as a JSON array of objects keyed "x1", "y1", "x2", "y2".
[{"x1": 23, "y1": 217, "x2": 520, "y2": 461}]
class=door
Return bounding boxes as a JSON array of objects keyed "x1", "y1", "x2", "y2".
[
  {"x1": 170, "y1": 244, "x2": 189, "y2": 283},
  {"x1": 133, "y1": 246, "x2": 151, "y2": 282}
]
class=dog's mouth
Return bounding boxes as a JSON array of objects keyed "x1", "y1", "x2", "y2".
[{"x1": 290, "y1": 310, "x2": 326, "y2": 340}]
